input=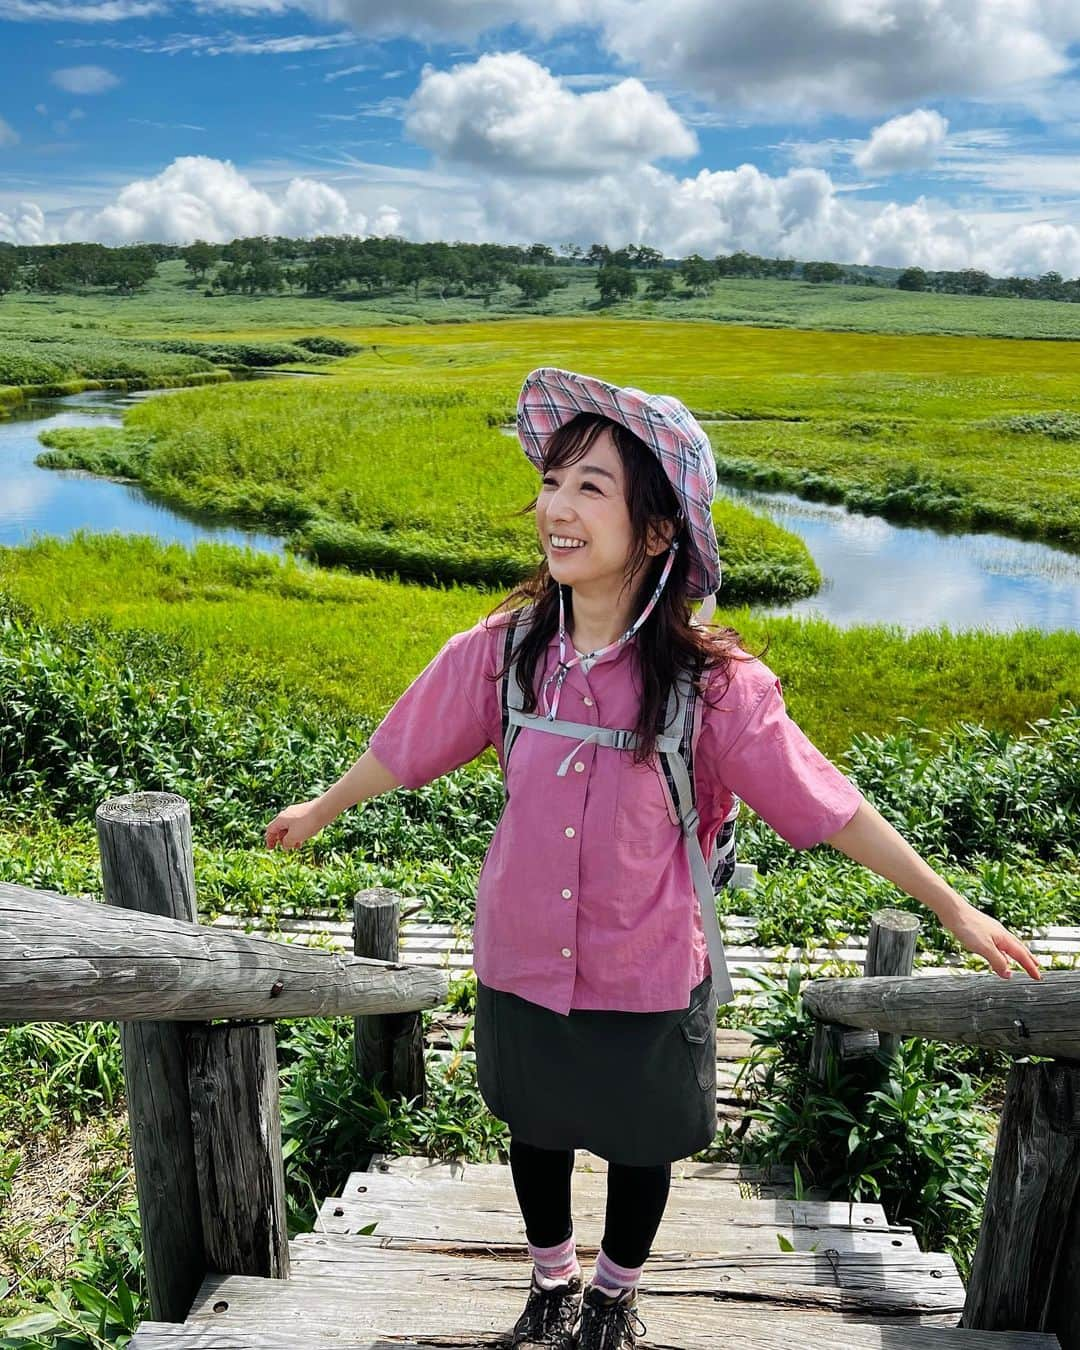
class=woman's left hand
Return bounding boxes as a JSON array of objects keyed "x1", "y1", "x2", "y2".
[{"x1": 940, "y1": 900, "x2": 1043, "y2": 981}]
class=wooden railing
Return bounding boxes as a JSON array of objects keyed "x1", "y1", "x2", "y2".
[
  {"x1": 6, "y1": 792, "x2": 1078, "y2": 1346},
  {"x1": 0, "y1": 792, "x2": 448, "y2": 1325},
  {"x1": 801, "y1": 908, "x2": 1080, "y2": 1350}
]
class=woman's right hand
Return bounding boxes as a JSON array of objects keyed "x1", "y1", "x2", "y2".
[{"x1": 265, "y1": 800, "x2": 327, "y2": 851}]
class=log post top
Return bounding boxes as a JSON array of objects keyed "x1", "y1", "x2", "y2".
[{"x1": 97, "y1": 792, "x2": 191, "y2": 826}]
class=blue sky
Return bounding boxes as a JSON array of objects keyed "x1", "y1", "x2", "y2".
[{"x1": 3, "y1": 0, "x2": 1080, "y2": 273}]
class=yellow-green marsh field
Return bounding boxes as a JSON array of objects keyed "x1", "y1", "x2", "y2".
[{"x1": 3, "y1": 534, "x2": 1077, "y2": 761}]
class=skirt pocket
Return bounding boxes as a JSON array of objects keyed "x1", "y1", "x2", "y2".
[{"x1": 678, "y1": 989, "x2": 717, "y2": 1093}]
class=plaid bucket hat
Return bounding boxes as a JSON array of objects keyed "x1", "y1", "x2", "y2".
[{"x1": 516, "y1": 366, "x2": 721, "y2": 608}]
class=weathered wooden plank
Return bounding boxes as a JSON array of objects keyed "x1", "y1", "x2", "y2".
[
  {"x1": 130, "y1": 1322, "x2": 1062, "y2": 1350},
  {"x1": 0, "y1": 883, "x2": 448, "y2": 1021},
  {"x1": 364, "y1": 1150, "x2": 818, "y2": 1197},
  {"x1": 210, "y1": 910, "x2": 1080, "y2": 951},
  {"x1": 181, "y1": 1249, "x2": 1004, "y2": 1345},
  {"x1": 282, "y1": 1234, "x2": 963, "y2": 1307},
  {"x1": 186, "y1": 1022, "x2": 289, "y2": 1280},
  {"x1": 801, "y1": 970, "x2": 1080, "y2": 1057},
  {"x1": 294, "y1": 1219, "x2": 920, "y2": 1264},
  {"x1": 98, "y1": 792, "x2": 206, "y2": 1326},
  {"x1": 962, "y1": 1059, "x2": 1080, "y2": 1348},
  {"x1": 130, "y1": 1330, "x2": 464, "y2": 1349},
  {"x1": 423, "y1": 1016, "x2": 757, "y2": 1060},
  {"x1": 316, "y1": 1171, "x2": 904, "y2": 1251},
  {"x1": 314, "y1": 1196, "x2": 909, "y2": 1254}
]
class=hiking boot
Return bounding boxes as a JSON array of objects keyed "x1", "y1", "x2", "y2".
[
  {"x1": 510, "y1": 1271, "x2": 583, "y2": 1349},
  {"x1": 576, "y1": 1283, "x2": 647, "y2": 1350}
]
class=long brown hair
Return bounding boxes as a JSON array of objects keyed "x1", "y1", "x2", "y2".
[{"x1": 482, "y1": 411, "x2": 764, "y2": 764}]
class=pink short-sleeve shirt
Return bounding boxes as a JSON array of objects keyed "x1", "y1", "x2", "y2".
[{"x1": 368, "y1": 614, "x2": 863, "y2": 1015}]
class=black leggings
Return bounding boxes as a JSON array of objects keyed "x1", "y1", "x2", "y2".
[{"x1": 509, "y1": 1136, "x2": 671, "y2": 1269}]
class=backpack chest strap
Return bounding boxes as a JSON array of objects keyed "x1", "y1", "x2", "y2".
[{"x1": 506, "y1": 706, "x2": 682, "y2": 753}]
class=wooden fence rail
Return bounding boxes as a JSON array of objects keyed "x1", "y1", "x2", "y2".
[{"x1": 801, "y1": 912, "x2": 1080, "y2": 1350}]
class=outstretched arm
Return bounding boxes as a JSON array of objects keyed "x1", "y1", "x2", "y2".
[{"x1": 823, "y1": 798, "x2": 1043, "y2": 981}]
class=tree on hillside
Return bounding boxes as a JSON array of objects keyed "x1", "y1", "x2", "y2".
[
  {"x1": 0, "y1": 253, "x2": 19, "y2": 299},
  {"x1": 897, "y1": 266, "x2": 928, "y2": 291},
  {"x1": 526, "y1": 243, "x2": 556, "y2": 266},
  {"x1": 596, "y1": 265, "x2": 637, "y2": 303},
  {"x1": 181, "y1": 241, "x2": 218, "y2": 283},
  {"x1": 586, "y1": 243, "x2": 612, "y2": 267},
  {"x1": 955, "y1": 268, "x2": 991, "y2": 295},
  {"x1": 633, "y1": 245, "x2": 665, "y2": 269},
  {"x1": 645, "y1": 269, "x2": 674, "y2": 299},
  {"x1": 677, "y1": 254, "x2": 714, "y2": 296},
  {"x1": 514, "y1": 267, "x2": 560, "y2": 303},
  {"x1": 802, "y1": 261, "x2": 844, "y2": 283}
]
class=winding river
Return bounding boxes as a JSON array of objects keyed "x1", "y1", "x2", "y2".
[{"x1": 2, "y1": 386, "x2": 1078, "y2": 632}]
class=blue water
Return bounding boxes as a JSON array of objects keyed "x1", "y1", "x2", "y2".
[
  {"x1": 0, "y1": 387, "x2": 287, "y2": 556},
  {"x1": 3, "y1": 390, "x2": 1079, "y2": 632},
  {"x1": 721, "y1": 482, "x2": 1080, "y2": 633}
]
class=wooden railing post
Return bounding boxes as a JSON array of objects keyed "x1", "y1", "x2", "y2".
[
  {"x1": 961, "y1": 1059, "x2": 1080, "y2": 1348},
  {"x1": 97, "y1": 791, "x2": 292, "y2": 1320},
  {"x1": 352, "y1": 889, "x2": 425, "y2": 1105},
  {"x1": 186, "y1": 1022, "x2": 289, "y2": 1279},
  {"x1": 97, "y1": 792, "x2": 206, "y2": 1323},
  {"x1": 809, "y1": 907, "x2": 920, "y2": 1083}
]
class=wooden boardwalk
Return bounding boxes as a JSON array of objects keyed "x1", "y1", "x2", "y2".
[
  {"x1": 210, "y1": 910, "x2": 1080, "y2": 999},
  {"x1": 130, "y1": 1151, "x2": 1061, "y2": 1348}
]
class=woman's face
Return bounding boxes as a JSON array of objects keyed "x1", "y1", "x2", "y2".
[{"x1": 537, "y1": 426, "x2": 662, "y2": 599}]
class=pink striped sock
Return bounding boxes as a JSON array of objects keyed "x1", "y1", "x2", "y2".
[
  {"x1": 528, "y1": 1232, "x2": 579, "y2": 1289},
  {"x1": 591, "y1": 1247, "x2": 643, "y2": 1297}
]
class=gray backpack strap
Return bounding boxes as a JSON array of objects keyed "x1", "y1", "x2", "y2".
[{"x1": 656, "y1": 666, "x2": 735, "y2": 1005}]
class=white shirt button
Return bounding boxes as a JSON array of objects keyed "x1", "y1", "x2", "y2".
[
  {"x1": 561, "y1": 888, "x2": 572, "y2": 899},
  {"x1": 564, "y1": 826, "x2": 575, "y2": 838},
  {"x1": 574, "y1": 761, "x2": 585, "y2": 773},
  {"x1": 561, "y1": 947, "x2": 572, "y2": 958},
  {"x1": 583, "y1": 697, "x2": 594, "y2": 707}
]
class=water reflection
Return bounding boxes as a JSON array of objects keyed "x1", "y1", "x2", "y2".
[
  {"x1": 722, "y1": 482, "x2": 1080, "y2": 632},
  {"x1": 0, "y1": 388, "x2": 287, "y2": 557},
  {"x1": 2, "y1": 391, "x2": 1078, "y2": 632}
]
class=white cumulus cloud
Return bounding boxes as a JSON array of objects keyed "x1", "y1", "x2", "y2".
[
  {"x1": 53, "y1": 155, "x2": 367, "y2": 244},
  {"x1": 50, "y1": 65, "x2": 120, "y2": 94},
  {"x1": 11, "y1": 148, "x2": 1080, "y2": 278},
  {"x1": 596, "y1": 0, "x2": 1075, "y2": 117},
  {"x1": 0, "y1": 201, "x2": 49, "y2": 245},
  {"x1": 853, "y1": 108, "x2": 949, "y2": 174},
  {"x1": 0, "y1": 117, "x2": 19, "y2": 147},
  {"x1": 181, "y1": 0, "x2": 1080, "y2": 119},
  {"x1": 404, "y1": 52, "x2": 696, "y2": 174}
]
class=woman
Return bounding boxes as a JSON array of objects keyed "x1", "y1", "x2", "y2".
[{"x1": 266, "y1": 366, "x2": 1041, "y2": 1350}]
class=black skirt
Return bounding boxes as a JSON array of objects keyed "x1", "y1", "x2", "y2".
[{"x1": 474, "y1": 974, "x2": 718, "y2": 1167}]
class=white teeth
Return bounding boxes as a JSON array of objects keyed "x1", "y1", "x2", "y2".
[{"x1": 550, "y1": 535, "x2": 586, "y2": 548}]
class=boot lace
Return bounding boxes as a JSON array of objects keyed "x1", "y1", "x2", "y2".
[
  {"x1": 511, "y1": 1276, "x2": 582, "y2": 1347},
  {"x1": 578, "y1": 1290, "x2": 647, "y2": 1350}
]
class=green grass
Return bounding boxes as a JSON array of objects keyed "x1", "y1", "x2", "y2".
[
  {"x1": 10, "y1": 258, "x2": 1080, "y2": 342},
  {"x1": 2, "y1": 535, "x2": 1077, "y2": 760},
  {"x1": 709, "y1": 415, "x2": 1080, "y2": 548},
  {"x1": 35, "y1": 374, "x2": 820, "y2": 603}
]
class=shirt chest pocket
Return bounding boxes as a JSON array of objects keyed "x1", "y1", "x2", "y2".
[{"x1": 615, "y1": 752, "x2": 681, "y2": 841}]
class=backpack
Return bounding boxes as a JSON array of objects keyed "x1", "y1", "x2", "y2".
[{"x1": 496, "y1": 603, "x2": 739, "y2": 1005}]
